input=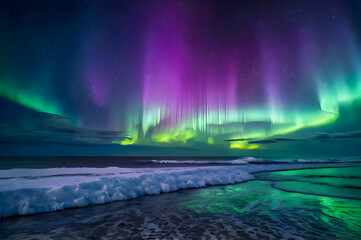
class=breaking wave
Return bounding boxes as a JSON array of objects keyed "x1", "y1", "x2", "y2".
[{"x1": 0, "y1": 162, "x2": 357, "y2": 218}]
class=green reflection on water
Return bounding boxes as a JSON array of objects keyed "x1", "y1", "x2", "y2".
[
  {"x1": 178, "y1": 167, "x2": 361, "y2": 238},
  {"x1": 270, "y1": 166, "x2": 361, "y2": 178}
]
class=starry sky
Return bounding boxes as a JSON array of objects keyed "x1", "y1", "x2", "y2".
[{"x1": 1, "y1": 0, "x2": 361, "y2": 157}]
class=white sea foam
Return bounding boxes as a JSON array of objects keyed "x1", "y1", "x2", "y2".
[
  {"x1": 0, "y1": 162, "x2": 355, "y2": 218},
  {"x1": 148, "y1": 157, "x2": 262, "y2": 164},
  {"x1": 148, "y1": 157, "x2": 361, "y2": 164}
]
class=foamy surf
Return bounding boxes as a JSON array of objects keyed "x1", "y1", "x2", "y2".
[
  {"x1": 0, "y1": 162, "x2": 356, "y2": 219},
  {"x1": 146, "y1": 157, "x2": 361, "y2": 164},
  {"x1": 147, "y1": 157, "x2": 261, "y2": 164}
]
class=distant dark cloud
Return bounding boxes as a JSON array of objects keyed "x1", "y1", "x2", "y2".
[
  {"x1": 312, "y1": 131, "x2": 361, "y2": 141},
  {"x1": 273, "y1": 138, "x2": 299, "y2": 142},
  {"x1": 224, "y1": 137, "x2": 300, "y2": 144},
  {"x1": 0, "y1": 111, "x2": 128, "y2": 146},
  {"x1": 227, "y1": 131, "x2": 361, "y2": 145},
  {"x1": 224, "y1": 138, "x2": 253, "y2": 142}
]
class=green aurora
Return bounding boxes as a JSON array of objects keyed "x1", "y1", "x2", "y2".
[{"x1": 1, "y1": 0, "x2": 361, "y2": 156}]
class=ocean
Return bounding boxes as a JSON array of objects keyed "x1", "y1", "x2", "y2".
[{"x1": 0, "y1": 157, "x2": 361, "y2": 239}]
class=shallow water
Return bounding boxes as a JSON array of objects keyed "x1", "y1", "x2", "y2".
[{"x1": 1, "y1": 166, "x2": 361, "y2": 239}]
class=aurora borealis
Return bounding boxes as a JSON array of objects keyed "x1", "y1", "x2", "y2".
[{"x1": 1, "y1": 0, "x2": 361, "y2": 156}]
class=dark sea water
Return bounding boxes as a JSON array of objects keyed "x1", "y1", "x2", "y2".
[
  {"x1": 1, "y1": 156, "x2": 359, "y2": 169},
  {"x1": 1, "y1": 164, "x2": 360, "y2": 239},
  {"x1": 0, "y1": 156, "x2": 244, "y2": 170}
]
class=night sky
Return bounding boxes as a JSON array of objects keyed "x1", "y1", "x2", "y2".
[{"x1": 1, "y1": 0, "x2": 361, "y2": 157}]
